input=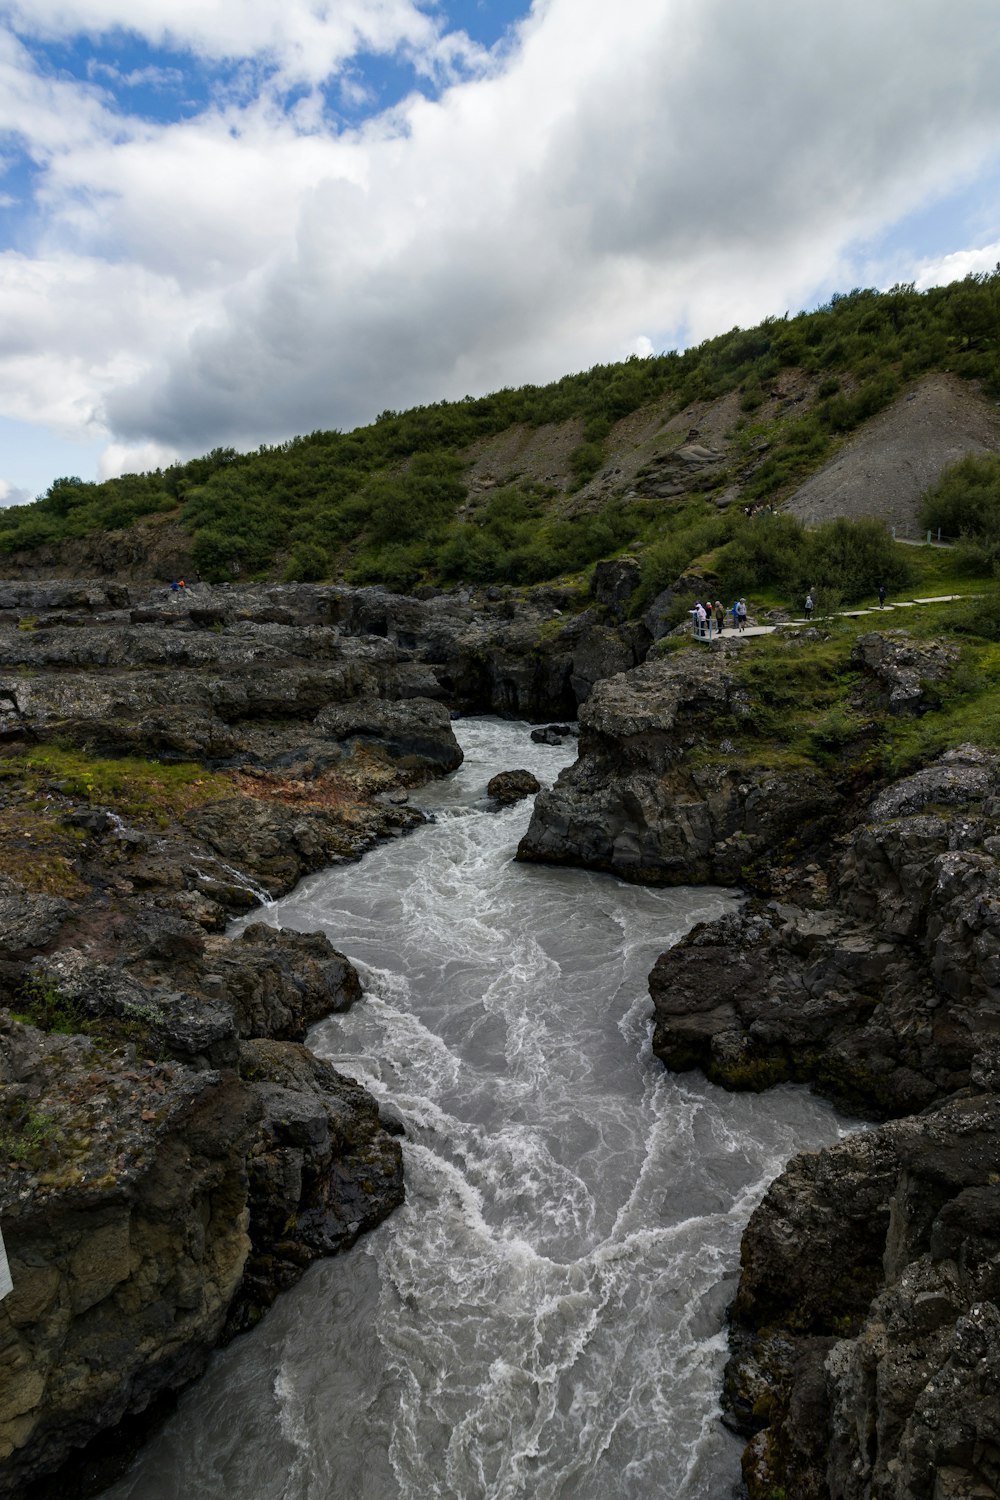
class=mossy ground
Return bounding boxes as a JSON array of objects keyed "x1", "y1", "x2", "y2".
[
  {"x1": 689, "y1": 595, "x2": 1000, "y2": 786},
  {"x1": 0, "y1": 745, "x2": 235, "y2": 827}
]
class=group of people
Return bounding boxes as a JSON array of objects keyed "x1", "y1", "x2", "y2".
[
  {"x1": 694, "y1": 583, "x2": 891, "y2": 638},
  {"x1": 691, "y1": 599, "x2": 748, "y2": 636}
]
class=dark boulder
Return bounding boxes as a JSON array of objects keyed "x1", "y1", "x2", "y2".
[{"x1": 487, "y1": 769, "x2": 541, "y2": 805}]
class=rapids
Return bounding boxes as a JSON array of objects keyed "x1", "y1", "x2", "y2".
[{"x1": 103, "y1": 717, "x2": 849, "y2": 1500}]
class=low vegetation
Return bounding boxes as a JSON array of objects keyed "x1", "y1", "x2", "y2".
[
  {"x1": 0, "y1": 747, "x2": 233, "y2": 829},
  {"x1": 687, "y1": 588, "x2": 1000, "y2": 788},
  {"x1": 0, "y1": 273, "x2": 996, "y2": 593}
]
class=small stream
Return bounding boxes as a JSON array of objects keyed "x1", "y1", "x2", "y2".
[{"x1": 104, "y1": 718, "x2": 849, "y2": 1500}]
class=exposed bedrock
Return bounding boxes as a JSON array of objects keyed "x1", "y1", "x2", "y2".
[
  {"x1": 511, "y1": 632, "x2": 1000, "y2": 1497},
  {"x1": 0, "y1": 578, "x2": 645, "y2": 726},
  {"x1": 516, "y1": 648, "x2": 839, "y2": 883},
  {"x1": 642, "y1": 738, "x2": 1000, "y2": 1497},
  {"x1": 0, "y1": 924, "x2": 402, "y2": 1499},
  {"x1": 727, "y1": 1094, "x2": 1000, "y2": 1500},
  {"x1": 649, "y1": 745, "x2": 1000, "y2": 1117}
]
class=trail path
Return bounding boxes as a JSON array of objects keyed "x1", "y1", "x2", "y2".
[{"x1": 692, "y1": 593, "x2": 967, "y2": 641}]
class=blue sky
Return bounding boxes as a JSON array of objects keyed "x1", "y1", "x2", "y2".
[{"x1": 1, "y1": 0, "x2": 999, "y2": 503}]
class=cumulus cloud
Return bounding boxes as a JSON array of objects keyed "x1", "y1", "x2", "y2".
[
  {"x1": 1, "y1": 0, "x2": 1000, "y2": 480},
  {"x1": 0, "y1": 477, "x2": 31, "y2": 506},
  {"x1": 914, "y1": 241, "x2": 1000, "y2": 291},
  {"x1": 2, "y1": 0, "x2": 489, "y2": 89}
]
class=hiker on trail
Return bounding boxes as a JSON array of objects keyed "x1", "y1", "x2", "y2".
[
  {"x1": 715, "y1": 601, "x2": 725, "y2": 634},
  {"x1": 694, "y1": 601, "x2": 707, "y2": 637},
  {"x1": 878, "y1": 585, "x2": 887, "y2": 609},
  {"x1": 737, "y1": 599, "x2": 748, "y2": 632},
  {"x1": 731, "y1": 600, "x2": 739, "y2": 630},
  {"x1": 805, "y1": 593, "x2": 814, "y2": 621}
]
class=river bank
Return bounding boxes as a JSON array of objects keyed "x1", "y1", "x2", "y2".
[
  {"x1": 519, "y1": 632, "x2": 1000, "y2": 1499},
  {"x1": 2, "y1": 576, "x2": 999, "y2": 1497},
  {"x1": 100, "y1": 719, "x2": 847, "y2": 1500}
]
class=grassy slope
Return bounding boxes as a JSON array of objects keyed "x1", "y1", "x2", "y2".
[{"x1": 1, "y1": 274, "x2": 998, "y2": 598}]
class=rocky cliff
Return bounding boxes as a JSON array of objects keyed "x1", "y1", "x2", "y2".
[
  {"x1": 0, "y1": 923, "x2": 404, "y2": 1499},
  {"x1": 517, "y1": 641, "x2": 839, "y2": 884},
  {"x1": 0, "y1": 579, "x2": 467, "y2": 1493},
  {"x1": 517, "y1": 627, "x2": 1000, "y2": 1499},
  {"x1": 0, "y1": 571, "x2": 649, "y2": 1493}
]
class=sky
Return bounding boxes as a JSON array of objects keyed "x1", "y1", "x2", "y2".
[{"x1": 1, "y1": 1, "x2": 1000, "y2": 505}]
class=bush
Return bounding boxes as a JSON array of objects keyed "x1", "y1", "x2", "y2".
[
  {"x1": 282, "y1": 542, "x2": 329, "y2": 582},
  {"x1": 919, "y1": 452, "x2": 1000, "y2": 541},
  {"x1": 799, "y1": 518, "x2": 911, "y2": 601}
]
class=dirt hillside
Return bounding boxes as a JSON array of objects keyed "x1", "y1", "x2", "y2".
[{"x1": 784, "y1": 373, "x2": 1000, "y2": 538}]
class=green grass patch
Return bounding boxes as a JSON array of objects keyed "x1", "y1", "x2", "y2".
[
  {"x1": 901, "y1": 542, "x2": 994, "y2": 595},
  {"x1": 11, "y1": 976, "x2": 94, "y2": 1035},
  {"x1": 1, "y1": 746, "x2": 233, "y2": 828}
]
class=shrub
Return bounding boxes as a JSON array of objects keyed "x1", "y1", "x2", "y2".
[
  {"x1": 919, "y1": 452, "x2": 1000, "y2": 541},
  {"x1": 282, "y1": 542, "x2": 329, "y2": 582},
  {"x1": 799, "y1": 518, "x2": 911, "y2": 601}
]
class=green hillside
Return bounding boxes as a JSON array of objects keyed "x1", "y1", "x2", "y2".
[{"x1": 3, "y1": 272, "x2": 999, "y2": 603}]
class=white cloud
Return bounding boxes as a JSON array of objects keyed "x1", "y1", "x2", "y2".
[
  {"x1": 1, "y1": 0, "x2": 1000, "y2": 485},
  {"x1": 1, "y1": 0, "x2": 489, "y2": 89},
  {"x1": 0, "y1": 477, "x2": 31, "y2": 506},
  {"x1": 914, "y1": 241, "x2": 1000, "y2": 291}
]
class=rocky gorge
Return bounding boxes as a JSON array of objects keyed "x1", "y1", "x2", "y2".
[
  {"x1": 519, "y1": 628, "x2": 1000, "y2": 1499},
  {"x1": 0, "y1": 575, "x2": 643, "y2": 1496},
  {"x1": 1, "y1": 572, "x2": 998, "y2": 1499}
]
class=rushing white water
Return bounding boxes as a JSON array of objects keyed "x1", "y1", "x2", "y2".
[{"x1": 103, "y1": 718, "x2": 849, "y2": 1500}]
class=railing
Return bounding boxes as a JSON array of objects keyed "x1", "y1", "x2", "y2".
[{"x1": 690, "y1": 615, "x2": 730, "y2": 640}]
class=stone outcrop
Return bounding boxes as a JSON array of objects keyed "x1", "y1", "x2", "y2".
[
  {"x1": 649, "y1": 745, "x2": 1000, "y2": 1116},
  {"x1": 517, "y1": 648, "x2": 838, "y2": 884},
  {"x1": 0, "y1": 921, "x2": 403, "y2": 1498},
  {"x1": 486, "y1": 769, "x2": 541, "y2": 805},
  {"x1": 0, "y1": 577, "x2": 643, "y2": 736},
  {"x1": 640, "y1": 734, "x2": 1000, "y2": 1495},
  {"x1": 507, "y1": 625, "x2": 1000, "y2": 1498},
  {"x1": 850, "y1": 630, "x2": 960, "y2": 717},
  {"x1": 0, "y1": 580, "x2": 493, "y2": 1495},
  {"x1": 727, "y1": 1093, "x2": 1000, "y2": 1500}
]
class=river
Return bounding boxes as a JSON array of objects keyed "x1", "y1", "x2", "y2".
[{"x1": 103, "y1": 717, "x2": 849, "y2": 1500}]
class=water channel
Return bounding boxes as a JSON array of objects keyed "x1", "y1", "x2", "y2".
[{"x1": 104, "y1": 718, "x2": 849, "y2": 1500}]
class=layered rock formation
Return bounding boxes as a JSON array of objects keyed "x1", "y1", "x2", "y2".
[
  {"x1": 0, "y1": 580, "x2": 471, "y2": 1494},
  {"x1": 0, "y1": 925, "x2": 403, "y2": 1499},
  {"x1": 517, "y1": 644, "x2": 838, "y2": 883},
  {"x1": 516, "y1": 631, "x2": 1000, "y2": 1499}
]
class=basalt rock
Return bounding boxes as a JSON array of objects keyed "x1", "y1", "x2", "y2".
[
  {"x1": 486, "y1": 769, "x2": 541, "y2": 805},
  {"x1": 645, "y1": 739, "x2": 1000, "y2": 1496},
  {"x1": 650, "y1": 745, "x2": 1000, "y2": 1116},
  {"x1": 727, "y1": 1094, "x2": 1000, "y2": 1500},
  {"x1": 0, "y1": 1020, "x2": 260, "y2": 1500},
  {"x1": 0, "y1": 581, "x2": 467, "y2": 1495},
  {"x1": 517, "y1": 650, "x2": 839, "y2": 884},
  {"x1": 851, "y1": 630, "x2": 960, "y2": 717},
  {"x1": 0, "y1": 923, "x2": 401, "y2": 1498},
  {"x1": 231, "y1": 1038, "x2": 403, "y2": 1336},
  {"x1": 0, "y1": 579, "x2": 644, "y2": 737}
]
